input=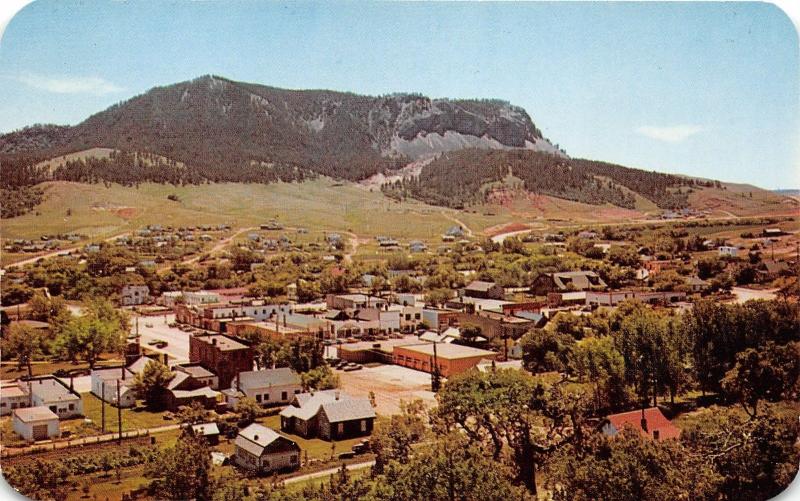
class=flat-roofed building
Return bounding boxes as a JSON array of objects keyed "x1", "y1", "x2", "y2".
[
  {"x1": 393, "y1": 343, "x2": 497, "y2": 377},
  {"x1": 189, "y1": 334, "x2": 253, "y2": 390},
  {"x1": 26, "y1": 377, "x2": 83, "y2": 419},
  {"x1": 13, "y1": 406, "x2": 60, "y2": 441},
  {"x1": 0, "y1": 382, "x2": 29, "y2": 416}
]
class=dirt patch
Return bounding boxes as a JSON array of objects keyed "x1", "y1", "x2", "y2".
[{"x1": 485, "y1": 222, "x2": 530, "y2": 237}]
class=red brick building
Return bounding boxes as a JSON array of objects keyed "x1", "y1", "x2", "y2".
[{"x1": 189, "y1": 334, "x2": 254, "y2": 390}]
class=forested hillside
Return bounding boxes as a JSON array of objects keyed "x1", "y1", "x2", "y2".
[{"x1": 381, "y1": 149, "x2": 702, "y2": 209}]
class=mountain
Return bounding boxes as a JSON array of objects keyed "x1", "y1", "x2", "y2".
[
  {"x1": 5, "y1": 74, "x2": 780, "y2": 216},
  {"x1": 0, "y1": 75, "x2": 559, "y2": 186}
]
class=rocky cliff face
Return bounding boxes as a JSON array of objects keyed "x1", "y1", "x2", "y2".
[{"x1": 1, "y1": 75, "x2": 560, "y2": 179}]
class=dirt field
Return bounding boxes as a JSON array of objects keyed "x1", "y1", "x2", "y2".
[{"x1": 338, "y1": 364, "x2": 436, "y2": 415}]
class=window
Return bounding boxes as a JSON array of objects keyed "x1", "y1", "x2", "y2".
[
  {"x1": 360, "y1": 420, "x2": 367, "y2": 432},
  {"x1": 264, "y1": 394, "x2": 270, "y2": 401},
  {"x1": 291, "y1": 454, "x2": 298, "y2": 463},
  {"x1": 281, "y1": 391, "x2": 288, "y2": 400},
  {"x1": 415, "y1": 313, "x2": 421, "y2": 320},
  {"x1": 337, "y1": 423, "x2": 344, "y2": 434},
  {"x1": 49, "y1": 406, "x2": 57, "y2": 413},
  {"x1": 1, "y1": 402, "x2": 6, "y2": 407},
  {"x1": 256, "y1": 395, "x2": 262, "y2": 403},
  {"x1": 68, "y1": 403, "x2": 75, "y2": 411}
]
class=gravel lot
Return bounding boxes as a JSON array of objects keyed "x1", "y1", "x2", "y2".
[{"x1": 338, "y1": 364, "x2": 436, "y2": 415}]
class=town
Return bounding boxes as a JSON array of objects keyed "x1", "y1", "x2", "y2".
[{"x1": 1, "y1": 211, "x2": 798, "y2": 500}]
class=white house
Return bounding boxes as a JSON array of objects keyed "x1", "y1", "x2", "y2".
[
  {"x1": 90, "y1": 367, "x2": 137, "y2": 408},
  {"x1": 225, "y1": 368, "x2": 302, "y2": 408},
  {"x1": 13, "y1": 406, "x2": 60, "y2": 441},
  {"x1": 121, "y1": 285, "x2": 150, "y2": 306},
  {"x1": 718, "y1": 246, "x2": 739, "y2": 257},
  {"x1": 233, "y1": 423, "x2": 301, "y2": 474}
]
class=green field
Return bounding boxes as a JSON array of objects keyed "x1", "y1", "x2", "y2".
[{"x1": 1, "y1": 179, "x2": 506, "y2": 247}]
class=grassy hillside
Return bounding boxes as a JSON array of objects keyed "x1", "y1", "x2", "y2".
[{"x1": 0, "y1": 180, "x2": 508, "y2": 244}]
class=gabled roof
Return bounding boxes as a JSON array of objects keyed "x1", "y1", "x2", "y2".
[
  {"x1": 167, "y1": 372, "x2": 191, "y2": 390},
  {"x1": 235, "y1": 423, "x2": 293, "y2": 456},
  {"x1": 280, "y1": 390, "x2": 352, "y2": 421},
  {"x1": 321, "y1": 398, "x2": 376, "y2": 423},
  {"x1": 604, "y1": 407, "x2": 681, "y2": 440},
  {"x1": 237, "y1": 368, "x2": 301, "y2": 389}
]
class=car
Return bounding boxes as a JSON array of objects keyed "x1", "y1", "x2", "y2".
[
  {"x1": 337, "y1": 451, "x2": 355, "y2": 460},
  {"x1": 343, "y1": 364, "x2": 362, "y2": 372},
  {"x1": 145, "y1": 323, "x2": 154, "y2": 328},
  {"x1": 147, "y1": 339, "x2": 161, "y2": 346}
]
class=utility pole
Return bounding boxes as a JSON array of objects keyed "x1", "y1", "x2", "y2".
[
  {"x1": 117, "y1": 380, "x2": 123, "y2": 445},
  {"x1": 431, "y1": 341, "x2": 441, "y2": 392},
  {"x1": 101, "y1": 381, "x2": 106, "y2": 433}
]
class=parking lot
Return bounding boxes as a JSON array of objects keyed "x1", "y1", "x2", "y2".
[
  {"x1": 338, "y1": 364, "x2": 436, "y2": 416},
  {"x1": 133, "y1": 313, "x2": 191, "y2": 363}
]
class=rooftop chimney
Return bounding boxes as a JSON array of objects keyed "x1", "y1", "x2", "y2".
[{"x1": 254, "y1": 435, "x2": 259, "y2": 441}]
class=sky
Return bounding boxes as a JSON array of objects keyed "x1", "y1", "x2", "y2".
[{"x1": 0, "y1": 1, "x2": 798, "y2": 189}]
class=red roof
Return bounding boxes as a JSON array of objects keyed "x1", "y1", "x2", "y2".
[
  {"x1": 604, "y1": 407, "x2": 681, "y2": 441},
  {"x1": 330, "y1": 266, "x2": 346, "y2": 278}
]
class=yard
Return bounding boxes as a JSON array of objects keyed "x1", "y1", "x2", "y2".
[{"x1": 80, "y1": 393, "x2": 174, "y2": 432}]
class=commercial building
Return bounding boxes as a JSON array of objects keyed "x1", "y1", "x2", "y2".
[
  {"x1": 392, "y1": 343, "x2": 497, "y2": 377},
  {"x1": 189, "y1": 334, "x2": 254, "y2": 390}
]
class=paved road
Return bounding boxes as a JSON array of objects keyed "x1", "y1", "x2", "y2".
[
  {"x1": 134, "y1": 313, "x2": 190, "y2": 363},
  {"x1": 283, "y1": 460, "x2": 375, "y2": 485}
]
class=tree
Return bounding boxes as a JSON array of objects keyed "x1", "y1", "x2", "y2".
[
  {"x1": 372, "y1": 399, "x2": 429, "y2": 474},
  {"x1": 55, "y1": 315, "x2": 124, "y2": 368},
  {"x1": 434, "y1": 368, "x2": 588, "y2": 494},
  {"x1": 176, "y1": 400, "x2": 213, "y2": 425},
  {"x1": 721, "y1": 342, "x2": 800, "y2": 417},
  {"x1": 545, "y1": 428, "x2": 720, "y2": 501},
  {"x1": 2, "y1": 459, "x2": 71, "y2": 501},
  {"x1": 572, "y1": 335, "x2": 631, "y2": 413},
  {"x1": 131, "y1": 360, "x2": 174, "y2": 408},
  {"x1": 146, "y1": 433, "x2": 211, "y2": 500},
  {"x1": 520, "y1": 328, "x2": 575, "y2": 374},
  {"x1": 2, "y1": 323, "x2": 45, "y2": 377},
  {"x1": 234, "y1": 397, "x2": 262, "y2": 426},
  {"x1": 681, "y1": 405, "x2": 800, "y2": 500},
  {"x1": 458, "y1": 323, "x2": 483, "y2": 346},
  {"x1": 375, "y1": 432, "x2": 528, "y2": 501},
  {"x1": 301, "y1": 365, "x2": 340, "y2": 391},
  {"x1": 424, "y1": 288, "x2": 452, "y2": 308}
]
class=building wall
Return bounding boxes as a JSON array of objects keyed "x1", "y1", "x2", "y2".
[
  {"x1": 392, "y1": 346, "x2": 496, "y2": 377},
  {"x1": 30, "y1": 394, "x2": 82, "y2": 419},
  {"x1": 243, "y1": 384, "x2": 302, "y2": 406},
  {"x1": 0, "y1": 392, "x2": 29, "y2": 416},
  {"x1": 189, "y1": 336, "x2": 253, "y2": 390},
  {"x1": 13, "y1": 417, "x2": 59, "y2": 441},
  {"x1": 319, "y1": 412, "x2": 374, "y2": 441}
]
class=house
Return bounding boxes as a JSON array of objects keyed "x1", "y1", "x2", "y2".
[
  {"x1": 225, "y1": 368, "x2": 302, "y2": 408},
  {"x1": 463, "y1": 281, "x2": 505, "y2": 300},
  {"x1": 718, "y1": 246, "x2": 739, "y2": 257},
  {"x1": 13, "y1": 407, "x2": 60, "y2": 441},
  {"x1": 0, "y1": 381, "x2": 30, "y2": 416},
  {"x1": 189, "y1": 334, "x2": 254, "y2": 390},
  {"x1": 280, "y1": 390, "x2": 376, "y2": 441},
  {"x1": 234, "y1": 423, "x2": 300, "y2": 474},
  {"x1": 455, "y1": 310, "x2": 535, "y2": 340},
  {"x1": 763, "y1": 228, "x2": 785, "y2": 237},
  {"x1": 601, "y1": 407, "x2": 681, "y2": 441},
  {"x1": 530, "y1": 271, "x2": 607, "y2": 295},
  {"x1": 409, "y1": 240, "x2": 427, "y2": 253},
  {"x1": 174, "y1": 363, "x2": 219, "y2": 389},
  {"x1": 121, "y1": 285, "x2": 150, "y2": 306},
  {"x1": 392, "y1": 343, "x2": 497, "y2": 377},
  {"x1": 26, "y1": 377, "x2": 83, "y2": 418},
  {"x1": 444, "y1": 225, "x2": 465, "y2": 238},
  {"x1": 422, "y1": 308, "x2": 459, "y2": 331},
  {"x1": 90, "y1": 366, "x2": 137, "y2": 408},
  {"x1": 161, "y1": 370, "x2": 221, "y2": 411},
  {"x1": 191, "y1": 422, "x2": 220, "y2": 446},
  {"x1": 758, "y1": 260, "x2": 791, "y2": 281},
  {"x1": 643, "y1": 259, "x2": 680, "y2": 276},
  {"x1": 685, "y1": 276, "x2": 709, "y2": 293}
]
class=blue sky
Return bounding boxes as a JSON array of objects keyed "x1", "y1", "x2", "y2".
[{"x1": 0, "y1": 1, "x2": 797, "y2": 189}]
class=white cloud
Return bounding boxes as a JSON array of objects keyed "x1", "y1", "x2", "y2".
[
  {"x1": 15, "y1": 73, "x2": 124, "y2": 95},
  {"x1": 635, "y1": 124, "x2": 704, "y2": 143}
]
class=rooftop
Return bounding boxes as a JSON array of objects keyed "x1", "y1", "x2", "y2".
[
  {"x1": 396, "y1": 343, "x2": 496, "y2": 360},
  {"x1": 27, "y1": 377, "x2": 80, "y2": 402},
  {"x1": 14, "y1": 406, "x2": 59, "y2": 423},
  {"x1": 194, "y1": 334, "x2": 249, "y2": 351},
  {"x1": 605, "y1": 407, "x2": 681, "y2": 440},
  {"x1": 237, "y1": 367, "x2": 301, "y2": 389}
]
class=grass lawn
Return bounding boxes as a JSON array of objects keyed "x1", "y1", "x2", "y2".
[
  {"x1": 0, "y1": 355, "x2": 123, "y2": 380},
  {"x1": 255, "y1": 414, "x2": 368, "y2": 461},
  {"x1": 81, "y1": 393, "x2": 174, "y2": 432}
]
